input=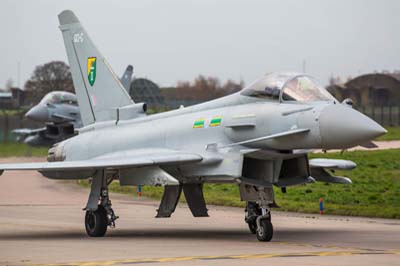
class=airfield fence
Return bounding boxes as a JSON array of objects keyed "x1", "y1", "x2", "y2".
[
  {"x1": 355, "y1": 105, "x2": 400, "y2": 127},
  {"x1": 0, "y1": 105, "x2": 399, "y2": 142},
  {"x1": 0, "y1": 112, "x2": 40, "y2": 142}
]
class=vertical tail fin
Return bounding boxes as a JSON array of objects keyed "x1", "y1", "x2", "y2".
[
  {"x1": 120, "y1": 65, "x2": 133, "y2": 93},
  {"x1": 58, "y1": 10, "x2": 133, "y2": 126}
]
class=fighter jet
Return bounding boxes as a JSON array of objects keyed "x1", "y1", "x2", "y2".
[
  {"x1": 13, "y1": 91, "x2": 81, "y2": 146},
  {"x1": 13, "y1": 65, "x2": 134, "y2": 146},
  {"x1": 0, "y1": 10, "x2": 386, "y2": 242}
]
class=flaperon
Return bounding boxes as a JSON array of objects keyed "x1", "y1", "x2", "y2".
[{"x1": 0, "y1": 10, "x2": 386, "y2": 242}]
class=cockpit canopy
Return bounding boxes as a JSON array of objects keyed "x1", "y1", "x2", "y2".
[
  {"x1": 40, "y1": 91, "x2": 78, "y2": 106},
  {"x1": 241, "y1": 72, "x2": 336, "y2": 102}
]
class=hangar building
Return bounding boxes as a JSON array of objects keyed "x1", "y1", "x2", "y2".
[{"x1": 327, "y1": 72, "x2": 400, "y2": 107}]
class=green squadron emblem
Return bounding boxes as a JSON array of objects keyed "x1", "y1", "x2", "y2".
[{"x1": 87, "y1": 57, "x2": 97, "y2": 86}]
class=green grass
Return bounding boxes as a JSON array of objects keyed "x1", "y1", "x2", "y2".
[
  {"x1": 0, "y1": 143, "x2": 48, "y2": 157},
  {"x1": 377, "y1": 127, "x2": 400, "y2": 141},
  {"x1": 82, "y1": 149, "x2": 400, "y2": 219},
  {"x1": 277, "y1": 149, "x2": 400, "y2": 218},
  {"x1": 0, "y1": 109, "x2": 27, "y2": 116}
]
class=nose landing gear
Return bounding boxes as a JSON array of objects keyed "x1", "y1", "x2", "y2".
[
  {"x1": 245, "y1": 201, "x2": 273, "y2": 242},
  {"x1": 255, "y1": 207, "x2": 273, "y2": 242}
]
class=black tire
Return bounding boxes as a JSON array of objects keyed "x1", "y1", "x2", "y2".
[
  {"x1": 256, "y1": 219, "x2": 273, "y2": 242},
  {"x1": 248, "y1": 221, "x2": 257, "y2": 234},
  {"x1": 85, "y1": 205, "x2": 108, "y2": 237}
]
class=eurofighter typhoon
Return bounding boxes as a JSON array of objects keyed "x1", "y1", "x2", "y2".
[
  {"x1": 0, "y1": 10, "x2": 386, "y2": 242},
  {"x1": 13, "y1": 65, "x2": 133, "y2": 146}
]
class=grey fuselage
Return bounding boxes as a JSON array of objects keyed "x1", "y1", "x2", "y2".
[{"x1": 53, "y1": 90, "x2": 384, "y2": 183}]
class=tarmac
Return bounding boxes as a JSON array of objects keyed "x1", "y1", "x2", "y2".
[{"x1": 0, "y1": 157, "x2": 399, "y2": 266}]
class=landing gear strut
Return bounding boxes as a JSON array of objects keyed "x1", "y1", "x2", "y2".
[
  {"x1": 84, "y1": 170, "x2": 118, "y2": 237},
  {"x1": 245, "y1": 201, "x2": 273, "y2": 242}
]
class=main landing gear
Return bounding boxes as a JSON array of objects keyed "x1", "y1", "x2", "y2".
[
  {"x1": 84, "y1": 170, "x2": 118, "y2": 237},
  {"x1": 85, "y1": 205, "x2": 108, "y2": 237},
  {"x1": 245, "y1": 201, "x2": 273, "y2": 242}
]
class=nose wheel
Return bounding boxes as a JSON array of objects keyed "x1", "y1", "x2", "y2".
[
  {"x1": 248, "y1": 220, "x2": 257, "y2": 234},
  {"x1": 245, "y1": 201, "x2": 273, "y2": 242},
  {"x1": 255, "y1": 216, "x2": 273, "y2": 242}
]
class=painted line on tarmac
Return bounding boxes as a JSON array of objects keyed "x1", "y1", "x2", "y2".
[{"x1": 36, "y1": 250, "x2": 400, "y2": 266}]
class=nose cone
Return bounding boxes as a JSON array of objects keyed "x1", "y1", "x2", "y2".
[
  {"x1": 319, "y1": 104, "x2": 386, "y2": 149},
  {"x1": 25, "y1": 105, "x2": 49, "y2": 122}
]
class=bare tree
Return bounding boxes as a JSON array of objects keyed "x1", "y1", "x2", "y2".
[
  {"x1": 24, "y1": 61, "x2": 74, "y2": 104},
  {"x1": 4, "y1": 78, "x2": 14, "y2": 91},
  {"x1": 221, "y1": 79, "x2": 244, "y2": 96},
  {"x1": 174, "y1": 75, "x2": 244, "y2": 101}
]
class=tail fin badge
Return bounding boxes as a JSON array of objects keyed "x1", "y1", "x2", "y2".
[{"x1": 87, "y1": 57, "x2": 97, "y2": 86}]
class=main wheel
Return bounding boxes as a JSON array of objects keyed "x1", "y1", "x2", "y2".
[
  {"x1": 256, "y1": 219, "x2": 273, "y2": 242},
  {"x1": 248, "y1": 221, "x2": 257, "y2": 234},
  {"x1": 85, "y1": 205, "x2": 108, "y2": 237}
]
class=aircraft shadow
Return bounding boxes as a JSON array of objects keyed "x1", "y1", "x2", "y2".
[{"x1": 0, "y1": 227, "x2": 353, "y2": 242}]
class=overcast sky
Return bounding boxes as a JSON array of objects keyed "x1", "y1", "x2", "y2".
[{"x1": 1, "y1": 0, "x2": 399, "y2": 89}]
